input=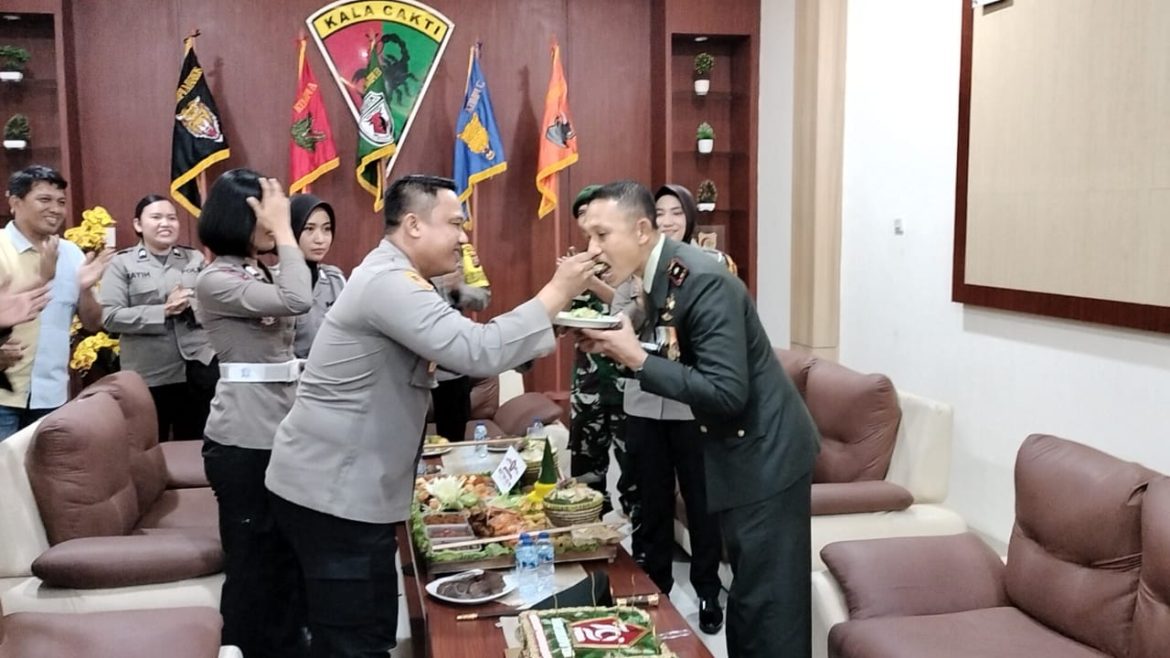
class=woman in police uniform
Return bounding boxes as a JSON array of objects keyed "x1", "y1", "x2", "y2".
[
  {"x1": 100, "y1": 194, "x2": 217, "y2": 441},
  {"x1": 196, "y1": 171, "x2": 313, "y2": 658},
  {"x1": 289, "y1": 193, "x2": 345, "y2": 358}
]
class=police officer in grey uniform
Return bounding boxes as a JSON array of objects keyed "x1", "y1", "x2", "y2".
[
  {"x1": 196, "y1": 171, "x2": 313, "y2": 658},
  {"x1": 266, "y1": 174, "x2": 597, "y2": 658},
  {"x1": 289, "y1": 193, "x2": 346, "y2": 358},
  {"x1": 100, "y1": 194, "x2": 217, "y2": 441}
]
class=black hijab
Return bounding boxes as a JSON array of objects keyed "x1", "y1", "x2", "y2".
[
  {"x1": 289, "y1": 193, "x2": 336, "y2": 286},
  {"x1": 654, "y1": 184, "x2": 698, "y2": 244}
]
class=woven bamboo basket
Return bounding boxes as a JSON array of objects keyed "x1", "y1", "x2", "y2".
[{"x1": 542, "y1": 497, "x2": 604, "y2": 527}]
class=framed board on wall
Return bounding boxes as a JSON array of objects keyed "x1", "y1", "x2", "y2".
[{"x1": 953, "y1": 0, "x2": 1170, "y2": 333}]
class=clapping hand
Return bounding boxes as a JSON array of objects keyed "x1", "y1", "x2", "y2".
[
  {"x1": 0, "y1": 275, "x2": 51, "y2": 328},
  {"x1": 164, "y1": 285, "x2": 194, "y2": 317}
]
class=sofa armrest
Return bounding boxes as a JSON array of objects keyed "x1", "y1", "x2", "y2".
[
  {"x1": 887, "y1": 390, "x2": 953, "y2": 503},
  {"x1": 821, "y1": 532, "x2": 1007, "y2": 619},
  {"x1": 493, "y1": 393, "x2": 563, "y2": 436},
  {"x1": 811, "y1": 481, "x2": 914, "y2": 516},
  {"x1": 31, "y1": 533, "x2": 222, "y2": 589},
  {"x1": 159, "y1": 440, "x2": 210, "y2": 489}
]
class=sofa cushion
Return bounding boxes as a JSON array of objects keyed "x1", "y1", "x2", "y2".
[
  {"x1": 493, "y1": 392, "x2": 563, "y2": 436},
  {"x1": 135, "y1": 488, "x2": 218, "y2": 532},
  {"x1": 77, "y1": 372, "x2": 167, "y2": 514},
  {"x1": 30, "y1": 534, "x2": 222, "y2": 589},
  {"x1": 25, "y1": 394, "x2": 139, "y2": 545},
  {"x1": 469, "y1": 375, "x2": 500, "y2": 420},
  {"x1": 802, "y1": 358, "x2": 901, "y2": 484},
  {"x1": 0, "y1": 607, "x2": 223, "y2": 658},
  {"x1": 811, "y1": 481, "x2": 913, "y2": 516},
  {"x1": 774, "y1": 348, "x2": 813, "y2": 397},
  {"x1": 822, "y1": 533, "x2": 1007, "y2": 620},
  {"x1": 159, "y1": 440, "x2": 210, "y2": 489},
  {"x1": 827, "y1": 607, "x2": 1109, "y2": 658},
  {"x1": 1006, "y1": 434, "x2": 1156, "y2": 658},
  {"x1": 1130, "y1": 476, "x2": 1170, "y2": 658}
]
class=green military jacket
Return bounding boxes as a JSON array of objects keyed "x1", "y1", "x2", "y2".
[{"x1": 569, "y1": 290, "x2": 625, "y2": 407}]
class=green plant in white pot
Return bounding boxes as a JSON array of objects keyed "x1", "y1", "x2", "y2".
[
  {"x1": 0, "y1": 45, "x2": 30, "y2": 83},
  {"x1": 696, "y1": 122, "x2": 714, "y2": 154},
  {"x1": 4, "y1": 114, "x2": 30, "y2": 150},
  {"x1": 696, "y1": 180, "x2": 717, "y2": 212},
  {"x1": 693, "y1": 52, "x2": 714, "y2": 96}
]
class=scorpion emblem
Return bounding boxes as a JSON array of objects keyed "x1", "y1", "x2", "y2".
[{"x1": 353, "y1": 33, "x2": 417, "y2": 104}]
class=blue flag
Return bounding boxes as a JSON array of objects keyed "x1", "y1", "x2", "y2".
[{"x1": 454, "y1": 44, "x2": 508, "y2": 205}]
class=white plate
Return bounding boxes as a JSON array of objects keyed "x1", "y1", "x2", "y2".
[
  {"x1": 487, "y1": 439, "x2": 525, "y2": 453},
  {"x1": 553, "y1": 312, "x2": 622, "y2": 329},
  {"x1": 422, "y1": 446, "x2": 453, "y2": 457},
  {"x1": 425, "y1": 569, "x2": 516, "y2": 605}
]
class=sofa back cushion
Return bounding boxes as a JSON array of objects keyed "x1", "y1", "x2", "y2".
[
  {"x1": 1006, "y1": 434, "x2": 1155, "y2": 657},
  {"x1": 1130, "y1": 476, "x2": 1170, "y2": 658},
  {"x1": 801, "y1": 357, "x2": 901, "y2": 483},
  {"x1": 77, "y1": 372, "x2": 166, "y2": 515},
  {"x1": 25, "y1": 393, "x2": 139, "y2": 544},
  {"x1": 469, "y1": 376, "x2": 500, "y2": 420},
  {"x1": 774, "y1": 348, "x2": 813, "y2": 397}
]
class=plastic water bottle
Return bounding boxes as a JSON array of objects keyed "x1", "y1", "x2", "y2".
[
  {"x1": 535, "y1": 531, "x2": 555, "y2": 596},
  {"x1": 473, "y1": 422, "x2": 488, "y2": 458},
  {"x1": 527, "y1": 418, "x2": 546, "y2": 441},
  {"x1": 515, "y1": 533, "x2": 540, "y2": 600}
]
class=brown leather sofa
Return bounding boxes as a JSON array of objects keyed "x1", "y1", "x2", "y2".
[
  {"x1": 819, "y1": 434, "x2": 1169, "y2": 658},
  {"x1": 427, "y1": 373, "x2": 564, "y2": 440},
  {"x1": 0, "y1": 607, "x2": 232, "y2": 658},
  {"x1": 674, "y1": 349, "x2": 965, "y2": 566},
  {"x1": 0, "y1": 371, "x2": 222, "y2": 614}
]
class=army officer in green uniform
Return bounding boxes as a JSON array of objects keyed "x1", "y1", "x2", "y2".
[
  {"x1": 100, "y1": 194, "x2": 217, "y2": 440},
  {"x1": 579, "y1": 181, "x2": 820, "y2": 658}
]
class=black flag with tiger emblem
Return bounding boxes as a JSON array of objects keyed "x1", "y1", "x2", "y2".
[{"x1": 170, "y1": 35, "x2": 230, "y2": 217}]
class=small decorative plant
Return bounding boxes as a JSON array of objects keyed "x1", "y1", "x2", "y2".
[
  {"x1": 696, "y1": 121, "x2": 714, "y2": 154},
  {"x1": 0, "y1": 45, "x2": 29, "y2": 81},
  {"x1": 693, "y1": 52, "x2": 714, "y2": 95},
  {"x1": 696, "y1": 179, "x2": 717, "y2": 211},
  {"x1": 4, "y1": 114, "x2": 30, "y2": 149}
]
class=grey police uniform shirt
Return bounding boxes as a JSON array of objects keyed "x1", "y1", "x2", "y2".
[
  {"x1": 265, "y1": 239, "x2": 554, "y2": 524},
  {"x1": 431, "y1": 273, "x2": 491, "y2": 382},
  {"x1": 195, "y1": 245, "x2": 312, "y2": 449},
  {"x1": 612, "y1": 239, "x2": 696, "y2": 421},
  {"x1": 99, "y1": 244, "x2": 216, "y2": 387},
  {"x1": 292, "y1": 264, "x2": 346, "y2": 359}
]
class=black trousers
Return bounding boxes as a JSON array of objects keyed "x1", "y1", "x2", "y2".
[
  {"x1": 149, "y1": 359, "x2": 217, "y2": 441},
  {"x1": 271, "y1": 493, "x2": 399, "y2": 658},
  {"x1": 431, "y1": 375, "x2": 472, "y2": 441},
  {"x1": 720, "y1": 474, "x2": 812, "y2": 658},
  {"x1": 201, "y1": 440, "x2": 308, "y2": 658},
  {"x1": 626, "y1": 415, "x2": 723, "y2": 601}
]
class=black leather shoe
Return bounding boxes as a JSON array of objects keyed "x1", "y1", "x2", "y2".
[{"x1": 699, "y1": 596, "x2": 724, "y2": 634}]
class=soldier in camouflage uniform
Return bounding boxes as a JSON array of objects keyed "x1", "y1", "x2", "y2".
[{"x1": 568, "y1": 185, "x2": 637, "y2": 520}]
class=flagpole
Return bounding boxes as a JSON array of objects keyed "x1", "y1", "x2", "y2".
[
  {"x1": 553, "y1": 191, "x2": 564, "y2": 390},
  {"x1": 470, "y1": 188, "x2": 479, "y2": 322}
]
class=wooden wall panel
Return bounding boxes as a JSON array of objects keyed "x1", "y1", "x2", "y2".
[{"x1": 68, "y1": 0, "x2": 653, "y2": 394}]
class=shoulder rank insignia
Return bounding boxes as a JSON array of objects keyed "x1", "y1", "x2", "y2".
[
  {"x1": 668, "y1": 258, "x2": 689, "y2": 287},
  {"x1": 405, "y1": 270, "x2": 434, "y2": 291}
]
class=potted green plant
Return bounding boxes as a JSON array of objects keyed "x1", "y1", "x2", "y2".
[
  {"x1": 0, "y1": 45, "x2": 30, "y2": 82},
  {"x1": 4, "y1": 114, "x2": 30, "y2": 150},
  {"x1": 696, "y1": 122, "x2": 714, "y2": 154},
  {"x1": 696, "y1": 180, "x2": 717, "y2": 212},
  {"x1": 693, "y1": 52, "x2": 714, "y2": 96}
]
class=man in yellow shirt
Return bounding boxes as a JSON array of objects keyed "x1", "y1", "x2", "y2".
[{"x1": 0, "y1": 166, "x2": 111, "y2": 439}]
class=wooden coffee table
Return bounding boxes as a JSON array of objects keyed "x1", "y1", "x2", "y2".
[{"x1": 398, "y1": 526, "x2": 715, "y2": 658}]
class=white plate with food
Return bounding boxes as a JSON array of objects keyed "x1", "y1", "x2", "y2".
[
  {"x1": 554, "y1": 310, "x2": 622, "y2": 329},
  {"x1": 422, "y1": 435, "x2": 453, "y2": 457},
  {"x1": 425, "y1": 569, "x2": 516, "y2": 605},
  {"x1": 486, "y1": 437, "x2": 526, "y2": 453}
]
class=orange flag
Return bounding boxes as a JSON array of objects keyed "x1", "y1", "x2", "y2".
[{"x1": 535, "y1": 41, "x2": 578, "y2": 219}]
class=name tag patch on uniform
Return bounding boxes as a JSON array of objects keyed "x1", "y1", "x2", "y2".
[{"x1": 405, "y1": 271, "x2": 434, "y2": 290}]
